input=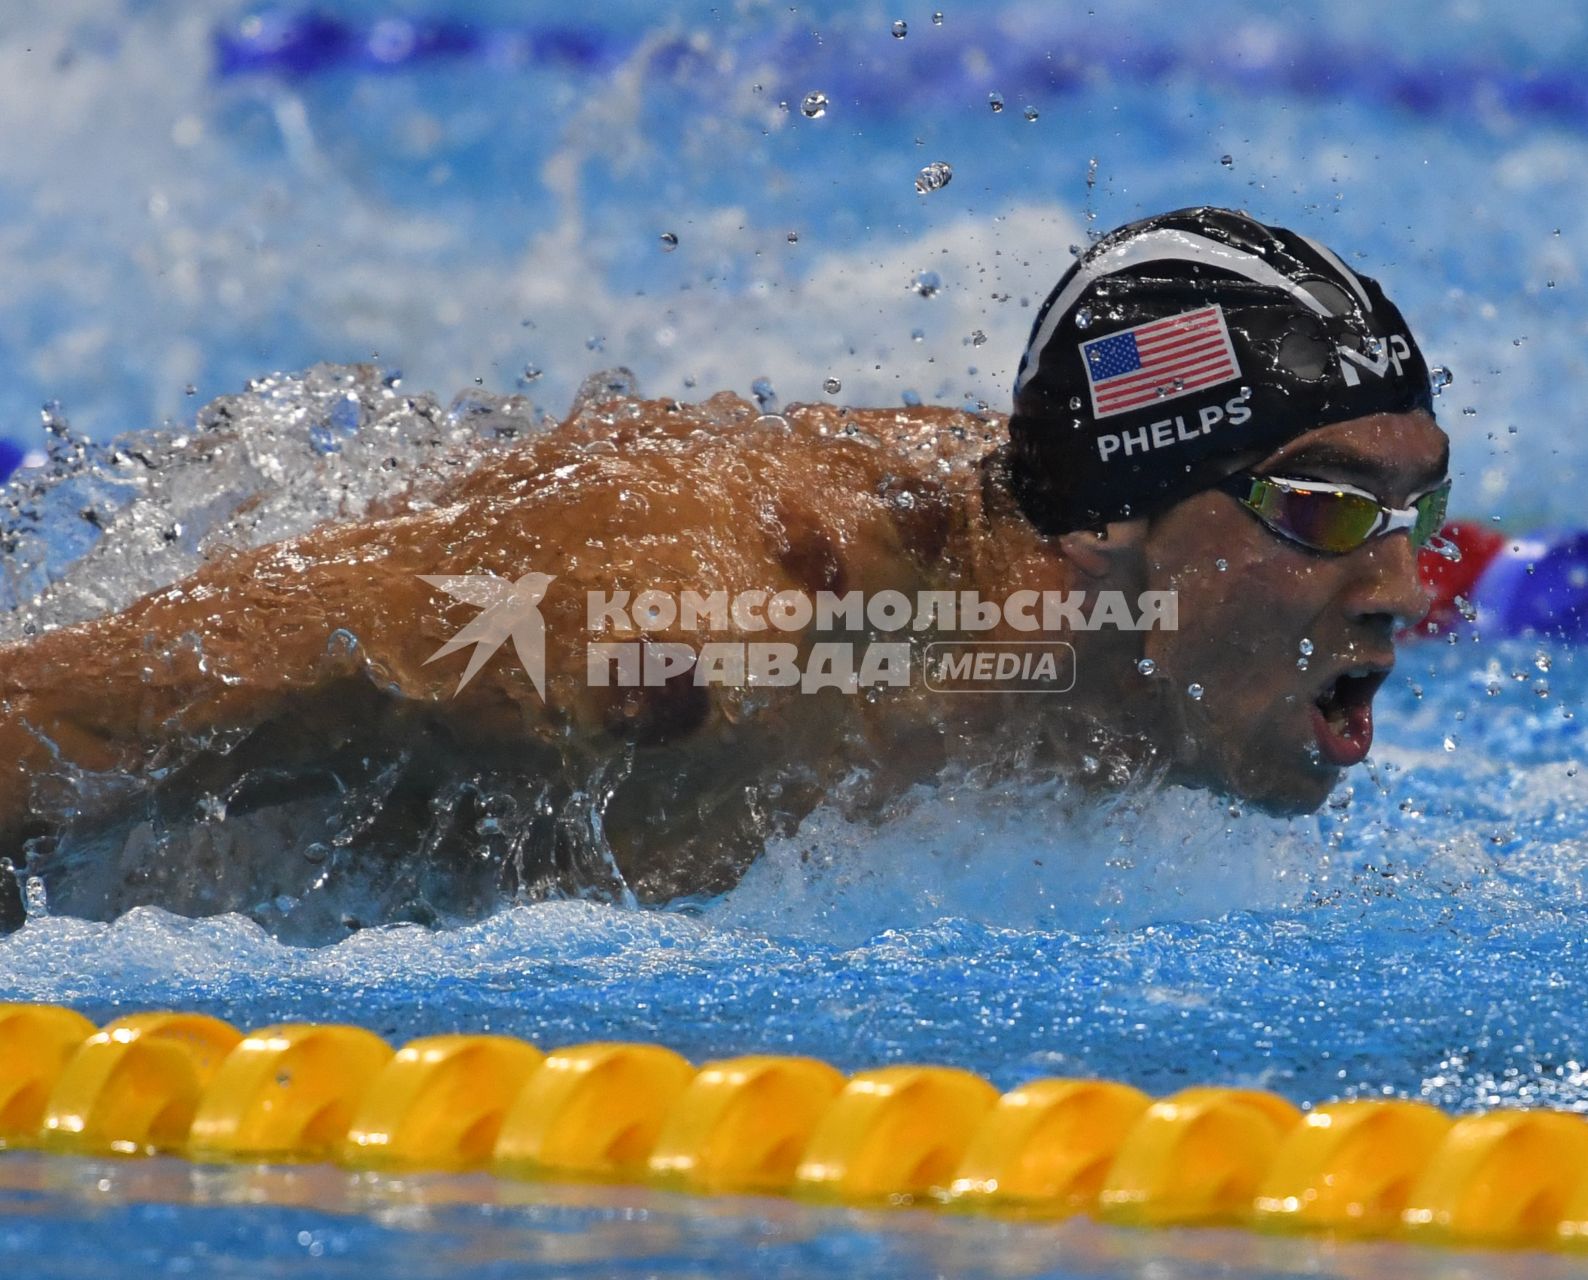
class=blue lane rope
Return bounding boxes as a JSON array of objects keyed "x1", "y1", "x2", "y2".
[{"x1": 212, "y1": 10, "x2": 1588, "y2": 133}]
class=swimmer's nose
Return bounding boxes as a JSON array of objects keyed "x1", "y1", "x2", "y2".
[{"x1": 1343, "y1": 530, "x2": 1433, "y2": 635}]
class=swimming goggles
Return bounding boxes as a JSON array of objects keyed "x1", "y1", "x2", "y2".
[{"x1": 1216, "y1": 473, "x2": 1452, "y2": 555}]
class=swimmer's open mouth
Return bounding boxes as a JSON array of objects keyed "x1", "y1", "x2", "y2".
[{"x1": 1310, "y1": 665, "x2": 1390, "y2": 767}]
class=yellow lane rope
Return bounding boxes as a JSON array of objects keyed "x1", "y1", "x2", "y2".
[{"x1": 0, "y1": 1003, "x2": 1581, "y2": 1250}]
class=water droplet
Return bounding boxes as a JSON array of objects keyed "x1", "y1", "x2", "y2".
[
  {"x1": 823, "y1": 377, "x2": 842, "y2": 394},
  {"x1": 1136, "y1": 657, "x2": 1156, "y2": 676},
  {"x1": 891, "y1": 19, "x2": 908, "y2": 37},
  {"x1": 184, "y1": 383, "x2": 197, "y2": 396},
  {"x1": 801, "y1": 91, "x2": 828, "y2": 118},
  {"x1": 911, "y1": 269, "x2": 942, "y2": 298},
  {"x1": 1236, "y1": 385, "x2": 1252, "y2": 401},
  {"x1": 752, "y1": 376, "x2": 778, "y2": 411},
  {"x1": 1220, "y1": 153, "x2": 1233, "y2": 168},
  {"x1": 988, "y1": 92, "x2": 1004, "y2": 113},
  {"x1": 1537, "y1": 652, "x2": 1553, "y2": 673},
  {"x1": 1172, "y1": 376, "x2": 1185, "y2": 390},
  {"x1": 1299, "y1": 638, "x2": 1314, "y2": 656},
  {"x1": 659, "y1": 231, "x2": 679, "y2": 251},
  {"x1": 1186, "y1": 682, "x2": 1204, "y2": 700},
  {"x1": 911, "y1": 328, "x2": 925, "y2": 342},
  {"x1": 586, "y1": 334, "x2": 605, "y2": 352},
  {"x1": 520, "y1": 365, "x2": 543, "y2": 385},
  {"x1": 1296, "y1": 657, "x2": 1309, "y2": 671},
  {"x1": 1430, "y1": 365, "x2": 1453, "y2": 395},
  {"x1": 1068, "y1": 395, "x2": 1082, "y2": 410},
  {"x1": 1022, "y1": 105, "x2": 1039, "y2": 122},
  {"x1": 915, "y1": 160, "x2": 953, "y2": 195},
  {"x1": 1075, "y1": 306, "x2": 1093, "y2": 330},
  {"x1": 303, "y1": 842, "x2": 330, "y2": 865},
  {"x1": 1215, "y1": 558, "x2": 1228, "y2": 571},
  {"x1": 969, "y1": 329, "x2": 987, "y2": 347},
  {"x1": 787, "y1": 230, "x2": 799, "y2": 244},
  {"x1": 932, "y1": 10, "x2": 944, "y2": 24},
  {"x1": 1461, "y1": 406, "x2": 1476, "y2": 416},
  {"x1": 1443, "y1": 734, "x2": 1459, "y2": 752}
]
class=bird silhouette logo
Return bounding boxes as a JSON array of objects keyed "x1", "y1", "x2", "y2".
[{"x1": 419, "y1": 572, "x2": 556, "y2": 698}]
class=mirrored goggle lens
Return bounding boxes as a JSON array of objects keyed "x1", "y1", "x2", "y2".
[
  {"x1": 1411, "y1": 481, "x2": 1452, "y2": 547},
  {"x1": 1248, "y1": 482, "x2": 1382, "y2": 553}
]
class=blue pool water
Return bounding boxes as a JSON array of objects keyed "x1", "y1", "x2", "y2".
[{"x1": 5, "y1": 2, "x2": 1588, "y2": 1276}]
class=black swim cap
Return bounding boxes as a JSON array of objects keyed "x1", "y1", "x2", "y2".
[{"x1": 1007, "y1": 207, "x2": 1435, "y2": 534}]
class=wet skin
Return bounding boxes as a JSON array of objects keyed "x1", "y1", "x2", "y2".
[{"x1": 0, "y1": 397, "x2": 1447, "y2": 922}]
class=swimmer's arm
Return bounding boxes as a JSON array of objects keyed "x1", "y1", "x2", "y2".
[{"x1": 0, "y1": 501, "x2": 556, "y2": 846}]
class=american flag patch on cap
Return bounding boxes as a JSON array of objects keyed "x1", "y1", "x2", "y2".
[{"x1": 1080, "y1": 305, "x2": 1241, "y2": 420}]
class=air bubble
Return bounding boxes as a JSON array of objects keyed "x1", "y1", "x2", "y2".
[
  {"x1": 915, "y1": 160, "x2": 953, "y2": 194},
  {"x1": 801, "y1": 91, "x2": 828, "y2": 118}
]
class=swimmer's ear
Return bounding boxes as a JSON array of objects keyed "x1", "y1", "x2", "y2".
[{"x1": 1057, "y1": 520, "x2": 1148, "y2": 582}]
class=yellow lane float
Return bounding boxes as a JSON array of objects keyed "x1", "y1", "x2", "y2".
[{"x1": 1, "y1": 1002, "x2": 1586, "y2": 1252}]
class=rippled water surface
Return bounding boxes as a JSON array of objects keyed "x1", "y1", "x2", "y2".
[{"x1": 5, "y1": 0, "x2": 1588, "y2": 1276}]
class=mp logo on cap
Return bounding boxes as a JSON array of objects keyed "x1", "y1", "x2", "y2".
[{"x1": 1337, "y1": 333, "x2": 1412, "y2": 387}]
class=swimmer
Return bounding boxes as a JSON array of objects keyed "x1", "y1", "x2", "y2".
[{"x1": 0, "y1": 208, "x2": 1449, "y2": 930}]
